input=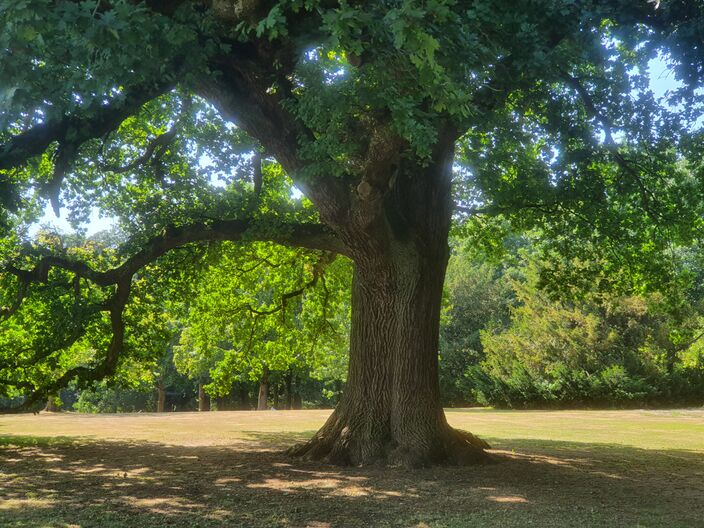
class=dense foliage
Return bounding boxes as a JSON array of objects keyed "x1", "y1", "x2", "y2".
[
  {"x1": 34, "y1": 233, "x2": 704, "y2": 413},
  {"x1": 440, "y1": 240, "x2": 704, "y2": 408},
  {"x1": 173, "y1": 241, "x2": 350, "y2": 397},
  {"x1": 2, "y1": 0, "x2": 704, "y2": 466}
]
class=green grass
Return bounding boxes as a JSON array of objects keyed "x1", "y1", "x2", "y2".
[{"x1": 1, "y1": 408, "x2": 703, "y2": 527}]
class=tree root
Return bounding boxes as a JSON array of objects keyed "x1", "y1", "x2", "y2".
[{"x1": 288, "y1": 419, "x2": 493, "y2": 468}]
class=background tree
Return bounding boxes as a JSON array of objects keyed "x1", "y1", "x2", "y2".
[
  {"x1": 439, "y1": 246, "x2": 512, "y2": 406},
  {"x1": 174, "y1": 241, "x2": 351, "y2": 410},
  {"x1": 471, "y1": 244, "x2": 704, "y2": 407}
]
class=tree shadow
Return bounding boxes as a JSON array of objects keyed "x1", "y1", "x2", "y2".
[{"x1": 1, "y1": 433, "x2": 703, "y2": 527}]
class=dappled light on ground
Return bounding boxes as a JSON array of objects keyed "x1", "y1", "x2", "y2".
[{"x1": 1, "y1": 409, "x2": 703, "y2": 527}]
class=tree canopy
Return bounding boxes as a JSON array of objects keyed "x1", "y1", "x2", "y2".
[{"x1": 2, "y1": 0, "x2": 704, "y2": 466}]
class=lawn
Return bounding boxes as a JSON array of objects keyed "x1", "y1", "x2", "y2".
[{"x1": 1, "y1": 408, "x2": 703, "y2": 527}]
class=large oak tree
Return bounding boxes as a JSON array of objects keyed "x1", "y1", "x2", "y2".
[{"x1": 1, "y1": 0, "x2": 703, "y2": 466}]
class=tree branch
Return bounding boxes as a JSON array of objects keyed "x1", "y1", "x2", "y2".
[
  {"x1": 561, "y1": 71, "x2": 615, "y2": 145},
  {"x1": 562, "y1": 72, "x2": 663, "y2": 221},
  {"x1": 454, "y1": 201, "x2": 562, "y2": 217},
  {"x1": 245, "y1": 251, "x2": 335, "y2": 317},
  {"x1": 1, "y1": 215, "x2": 343, "y2": 412},
  {"x1": 0, "y1": 84, "x2": 172, "y2": 173},
  {"x1": 102, "y1": 127, "x2": 178, "y2": 174},
  {"x1": 5, "y1": 218, "x2": 346, "y2": 291},
  {"x1": 1, "y1": 81, "x2": 174, "y2": 215},
  {"x1": 197, "y1": 59, "x2": 352, "y2": 228},
  {"x1": 3, "y1": 280, "x2": 132, "y2": 413}
]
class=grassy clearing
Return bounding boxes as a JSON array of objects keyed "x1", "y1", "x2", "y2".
[{"x1": 1, "y1": 408, "x2": 703, "y2": 527}]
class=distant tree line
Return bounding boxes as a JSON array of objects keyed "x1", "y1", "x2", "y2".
[
  {"x1": 440, "y1": 234, "x2": 704, "y2": 408},
  {"x1": 5, "y1": 227, "x2": 704, "y2": 414}
]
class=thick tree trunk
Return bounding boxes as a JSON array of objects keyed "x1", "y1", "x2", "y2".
[
  {"x1": 290, "y1": 252, "x2": 489, "y2": 466},
  {"x1": 257, "y1": 366, "x2": 269, "y2": 411},
  {"x1": 290, "y1": 135, "x2": 490, "y2": 467},
  {"x1": 156, "y1": 382, "x2": 166, "y2": 413},
  {"x1": 198, "y1": 382, "x2": 209, "y2": 412}
]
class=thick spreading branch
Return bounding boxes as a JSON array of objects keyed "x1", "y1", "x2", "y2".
[
  {"x1": 197, "y1": 60, "x2": 353, "y2": 229},
  {"x1": 1, "y1": 217, "x2": 342, "y2": 412},
  {"x1": 0, "y1": 84, "x2": 172, "y2": 173},
  {"x1": 6, "y1": 219, "x2": 344, "y2": 288}
]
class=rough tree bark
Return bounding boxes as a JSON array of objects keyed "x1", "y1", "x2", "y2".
[
  {"x1": 257, "y1": 366, "x2": 269, "y2": 411},
  {"x1": 290, "y1": 134, "x2": 491, "y2": 467}
]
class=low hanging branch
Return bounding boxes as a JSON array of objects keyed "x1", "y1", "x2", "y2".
[
  {"x1": 0, "y1": 216, "x2": 345, "y2": 412},
  {"x1": 5, "y1": 218, "x2": 346, "y2": 287},
  {"x1": 30, "y1": 280, "x2": 132, "y2": 403},
  {"x1": 2, "y1": 218, "x2": 344, "y2": 333},
  {"x1": 0, "y1": 279, "x2": 131, "y2": 414}
]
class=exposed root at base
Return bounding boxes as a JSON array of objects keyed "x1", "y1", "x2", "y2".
[{"x1": 287, "y1": 424, "x2": 493, "y2": 468}]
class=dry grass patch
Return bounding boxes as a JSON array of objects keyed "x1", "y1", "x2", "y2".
[{"x1": 0, "y1": 408, "x2": 703, "y2": 527}]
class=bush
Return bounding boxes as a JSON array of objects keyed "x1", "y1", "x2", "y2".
[{"x1": 74, "y1": 385, "x2": 154, "y2": 413}]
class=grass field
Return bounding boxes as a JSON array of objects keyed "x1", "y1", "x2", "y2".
[{"x1": 1, "y1": 408, "x2": 703, "y2": 527}]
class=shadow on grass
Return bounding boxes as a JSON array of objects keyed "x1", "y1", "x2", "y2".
[{"x1": 1, "y1": 433, "x2": 703, "y2": 528}]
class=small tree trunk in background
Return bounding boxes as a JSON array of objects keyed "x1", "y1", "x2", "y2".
[
  {"x1": 157, "y1": 382, "x2": 166, "y2": 413},
  {"x1": 257, "y1": 366, "x2": 269, "y2": 411},
  {"x1": 292, "y1": 393, "x2": 302, "y2": 410},
  {"x1": 273, "y1": 382, "x2": 280, "y2": 409},
  {"x1": 44, "y1": 394, "x2": 60, "y2": 412},
  {"x1": 198, "y1": 382, "x2": 209, "y2": 412},
  {"x1": 285, "y1": 370, "x2": 293, "y2": 410},
  {"x1": 238, "y1": 385, "x2": 249, "y2": 410}
]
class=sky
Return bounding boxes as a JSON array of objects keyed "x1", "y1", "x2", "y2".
[
  {"x1": 29, "y1": 56, "x2": 681, "y2": 238},
  {"x1": 31, "y1": 206, "x2": 114, "y2": 238}
]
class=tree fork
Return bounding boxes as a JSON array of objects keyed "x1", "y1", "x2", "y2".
[{"x1": 289, "y1": 131, "x2": 492, "y2": 466}]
